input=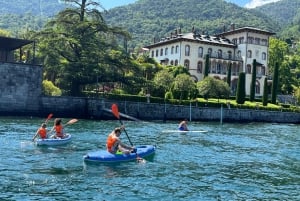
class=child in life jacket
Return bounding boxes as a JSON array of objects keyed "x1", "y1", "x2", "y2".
[{"x1": 32, "y1": 123, "x2": 48, "y2": 141}]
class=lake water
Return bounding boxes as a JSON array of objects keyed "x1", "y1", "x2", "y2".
[{"x1": 0, "y1": 116, "x2": 299, "y2": 200}]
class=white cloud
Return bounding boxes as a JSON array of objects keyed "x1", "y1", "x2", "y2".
[{"x1": 245, "y1": 0, "x2": 281, "y2": 8}]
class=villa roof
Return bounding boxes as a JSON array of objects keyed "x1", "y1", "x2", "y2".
[
  {"x1": 0, "y1": 36, "x2": 33, "y2": 51},
  {"x1": 216, "y1": 26, "x2": 276, "y2": 37},
  {"x1": 145, "y1": 32, "x2": 236, "y2": 49}
]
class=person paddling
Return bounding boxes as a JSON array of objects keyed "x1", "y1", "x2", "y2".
[
  {"x1": 106, "y1": 126, "x2": 135, "y2": 154},
  {"x1": 50, "y1": 118, "x2": 65, "y2": 139},
  {"x1": 32, "y1": 123, "x2": 48, "y2": 141},
  {"x1": 178, "y1": 119, "x2": 189, "y2": 131}
]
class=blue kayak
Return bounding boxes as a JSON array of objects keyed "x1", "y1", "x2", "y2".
[{"x1": 83, "y1": 145, "x2": 155, "y2": 163}]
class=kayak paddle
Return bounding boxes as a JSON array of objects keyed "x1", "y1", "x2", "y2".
[{"x1": 111, "y1": 104, "x2": 145, "y2": 163}]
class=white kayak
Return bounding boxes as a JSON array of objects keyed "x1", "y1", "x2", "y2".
[
  {"x1": 162, "y1": 130, "x2": 208, "y2": 133},
  {"x1": 35, "y1": 134, "x2": 72, "y2": 146}
]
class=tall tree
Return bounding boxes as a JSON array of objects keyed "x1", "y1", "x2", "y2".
[
  {"x1": 236, "y1": 72, "x2": 246, "y2": 105},
  {"x1": 262, "y1": 77, "x2": 268, "y2": 106},
  {"x1": 250, "y1": 59, "x2": 257, "y2": 102},
  {"x1": 204, "y1": 54, "x2": 210, "y2": 78},
  {"x1": 36, "y1": 0, "x2": 134, "y2": 96},
  {"x1": 226, "y1": 62, "x2": 232, "y2": 87},
  {"x1": 271, "y1": 62, "x2": 279, "y2": 104}
]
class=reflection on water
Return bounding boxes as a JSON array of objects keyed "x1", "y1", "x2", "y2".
[{"x1": 0, "y1": 117, "x2": 299, "y2": 200}]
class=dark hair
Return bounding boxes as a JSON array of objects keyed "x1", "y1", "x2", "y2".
[
  {"x1": 54, "y1": 118, "x2": 62, "y2": 126},
  {"x1": 114, "y1": 127, "x2": 121, "y2": 133}
]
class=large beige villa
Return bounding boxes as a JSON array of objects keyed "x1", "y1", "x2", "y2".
[{"x1": 144, "y1": 24, "x2": 275, "y2": 96}]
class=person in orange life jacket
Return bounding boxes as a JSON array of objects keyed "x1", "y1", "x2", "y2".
[
  {"x1": 178, "y1": 119, "x2": 189, "y2": 131},
  {"x1": 32, "y1": 123, "x2": 48, "y2": 141},
  {"x1": 50, "y1": 118, "x2": 65, "y2": 139},
  {"x1": 106, "y1": 126, "x2": 135, "y2": 154}
]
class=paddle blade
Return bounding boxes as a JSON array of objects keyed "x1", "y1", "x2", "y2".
[
  {"x1": 111, "y1": 104, "x2": 120, "y2": 119},
  {"x1": 66, "y1": 119, "x2": 78, "y2": 125},
  {"x1": 45, "y1": 113, "x2": 53, "y2": 122}
]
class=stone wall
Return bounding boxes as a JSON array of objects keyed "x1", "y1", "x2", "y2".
[{"x1": 0, "y1": 62, "x2": 42, "y2": 115}]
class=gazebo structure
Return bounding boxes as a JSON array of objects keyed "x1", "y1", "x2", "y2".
[{"x1": 0, "y1": 36, "x2": 36, "y2": 64}]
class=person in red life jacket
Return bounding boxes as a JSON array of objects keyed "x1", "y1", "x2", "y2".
[
  {"x1": 32, "y1": 123, "x2": 48, "y2": 141},
  {"x1": 50, "y1": 118, "x2": 65, "y2": 139},
  {"x1": 106, "y1": 126, "x2": 134, "y2": 154}
]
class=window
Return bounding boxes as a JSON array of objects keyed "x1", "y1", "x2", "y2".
[
  {"x1": 198, "y1": 47, "x2": 203, "y2": 58},
  {"x1": 151, "y1": 50, "x2": 154, "y2": 57},
  {"x1": 217, "y1": 49, "x2": 222, "y2": 58},
  {"x1": 255, "y1": 50, "x2": 259, "y2": 57},
  {"x1": 247, "y1": 64, "x2": 251, "y2": 74},
  {"x1": 248, "y1": 37, "x2": 253, "y2": 44},
  {"x1": 208, "y1": 48, "x2": 212, "y2": 56},
  {"x1": 247, "y1": 50, "x2": 252, "y2": 58},
  {"x1": 228, "y1": 51, "x2": 232, "y2": 59},
  {"x1": 185, "y1": 45, "x2": 190, "y2": 56},
  {"x1": 184, "y1": 59, "x2": 190, "y2": 70},
  {"x1": 197, "y1": 61, "x2": 203, "y2": 73},
  {"x1": 175, "y1": 60, "x2": 178, "y2": 66},
  {"x1": 261, "y1": 39, "x2": 268, "y2": 46},
  {"x1": 255, "y1": 81, "x2": 260, "y2": 94},
  {"x1": 160, "y1": 48, "x2": 163, "y2": 56},
  {"x1": 170, "y1": 60, "x2": 174, "y2": 65},
  {"x1": 156, "y1": 50, "x2": 159, "y2": 57},
  {"x1": 237, "y1": 50, "x2": 241, "y2": 58},
  {"x1": 175, "y1": 45, "x2": 179, "y2": 54},
  {"x1": 171, "y1": 46, "x2": 174, "y2": 54},
  {"x1": 255, "y1": 38, "x2": 260, "y2": 45},
  {"x1": 262, "y1": 52, "x2": 266, "y2": 60},
  {"x1": 239, "y1": 37, "x2": 244, "y2": 44},
  {"x1": 232, "y1": 38, "x2": 237, "y2": 45},
  {"x1": 165, "y1": 48, "x2": 168, "y2": 56}
]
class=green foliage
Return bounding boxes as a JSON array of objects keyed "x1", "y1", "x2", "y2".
[
  {"x1": 172, "y1": 74, "x2": 197, "y2": 100},
  {"x1": 165, "y1": 91, "x2": 173, "y2": 100},
  {"x1": 204, "y1": 54, "x2": 209, "y2": 78},
  {"x1": 262, "y1": 77, "x2": 268, "y2": 106},
  {"x1": 271, "y1": 62, "x2": 279, "y2": 104},
  {"x1": 42, "y1": 80, "x2": 62, "y2": 96},
  {"x1": 250, "y1": 59, "x2": 257, "y2": 102},
  {"x1": 236, "y1": 72, "x2": 246, "y2": 104},
  {"x1": 226, "y1": 63, "x2": 232, "y2": 87},
  {"x1": 197, "y1": 77, "x2": 230, "y2": 100}
]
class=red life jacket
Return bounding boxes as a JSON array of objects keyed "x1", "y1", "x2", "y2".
[
  {"x1": 38, "y1": 127, "x2": 47, "y2": 139},
  {"x1": 55, "y1": 125, "x2": 63, "y2": 138},
  {"x1": 106, "y1": 135, "x2": 118, "y2": 153}
]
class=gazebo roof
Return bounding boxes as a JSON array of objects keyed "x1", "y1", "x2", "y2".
[{"x1": 0, "y1": 36, "x2": 33, "y2": 51}]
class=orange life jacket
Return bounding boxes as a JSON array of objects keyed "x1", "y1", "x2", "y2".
[
  {"x1": 55, "y1": 125, "x2": 63, "y2": 138},
  {"x1": 106, "y1": 135, "x2": 118, "y2": 153},
  {"x1": 38, "y1": 127, "x2": 47, "y2": 139}
]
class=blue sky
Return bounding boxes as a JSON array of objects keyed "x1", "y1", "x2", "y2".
[{"x1": 100, "y1": 0, "x2": 281, "y2": 10}]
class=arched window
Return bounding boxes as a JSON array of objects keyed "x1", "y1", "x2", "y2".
[
  {"x1": 171, "y1": 46, "x2": 174, "y2": 54},
  {"x1": 247, "y1": 64, "x2": 251, "y2": 74},
  {"x1": 255, "y1": 80, "x2": 260, "y2": 94},
  {"x1": 198, "y1": 47, "x2": 203, "y2": 58},
  {"x1": 175, "y1": 45, "x2": 179, "y2": 54},
  {"x1": 165, "y1": 48, "x2": 168, "y2": 55},
  {"x1": 217, "y1": 49, "x2": 222, "y2": 58},
  {"x1": 228, "y1": 51, "x2": 232, "y2": 59},
  {"x1": 160, "y1": 48, "x2": 163, "y2": 56},
  {"x1": 170, "y1": 60, "x2": 174, "y2": 65},
  {"x1": 151, "y1": 50, "x2": 154, "y2": 57},
  {"x1": 237, "y1": 50, "x2": 241, "y2": 58},
  {"x1": 262, "y1": 52, "x2": 266, "y2": 60},
  {"x1": 175, "y1": 60, "x2": 178, "y2": 66},
  {"x1": 184, "y1": 59, "x2": 190, "y2": 70},
  {"x1": 185, "y1": 45, "x2": 190, "y2": 56},
  {"x1": 156, "y1": 50, "x2": 159, "y2": 57},
  {"x1": 208, "y1": 48, "x2": 212, "y2": 56},
  {"x1": 247, "y1": 50, "x2": 252, "y2": 58},
  {"x1": 197, "y1": 61, "x2": 203, "y2": 73}
]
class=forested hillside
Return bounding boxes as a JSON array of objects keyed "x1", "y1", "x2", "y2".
[{"x1": 103, "y1": 0, "x2": 279, "y2": 49}]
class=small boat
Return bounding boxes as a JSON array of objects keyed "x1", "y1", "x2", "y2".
[
  {"x1": 35, "y1": 134, "x2": 72, "y2": 146},
  {"x1": 83, "y1": 145, "x2": 156, "y2": 163},
  {"x1": 162, "y1": 130, "x2": 208, "y2": 133}
]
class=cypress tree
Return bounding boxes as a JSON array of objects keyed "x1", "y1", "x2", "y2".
[
  {"x1": 271, "y1": 62, "x2": 279, "y2": 104},
  {"x1": 226, "y1": 63, "x2": 232, "y2": 87},
  {"x1": 250, "y1": 59, "x2": 257, "y2": 102},
  {"x1": 262, "y1": 77, "x2": 268, "y2": 106},
  {"x1": 204, "y1": 54, "x2": 209, "y2": 78},
  {"x1": 236, "y1": 72, "x2": 246, "y2": 104}
]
